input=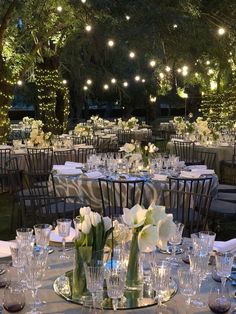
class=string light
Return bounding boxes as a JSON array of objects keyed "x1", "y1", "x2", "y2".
[
  {"x1": 173, "y1": 24, "x2": 178, "y2": 28},
  {"x1": 83, "y1": 86, "x2": 88, "y2": 91},
  {"x1": 210, "y1": 81, "x2": 217, "y2": 90},
  {"x1": 62, "y1": 79, "x2": 67, "y2": 84},
  {"x1": 177, "y1": 68, "x2": 182, "y2": 73},
  {"x1": 107, "y1": 40, "x2": 115, "y2": 47},
  {"x1": 103, "y1": 84, "x2": 109, "y2": 90},
  {"x1": 57, "y1": 6, "x2": 62, "y2": 12},
  {"x1": 86, "y1": 79, "x2": 92, "y2": 85},
  {"x1": 134, "y1": 75, "x2": 140, "y2": 81},
  {"x1": 125, "y1": 15, "x2": 130, "y2": 20},
  {"x1": 149, "y1": 95, "x2": 156, "y2": 102},
  {"x1": 159, "y1": 73, "x2": 164, "y2": 79},
  {"x1": 85, "y1": 25, "x2": 92, "y2": 32},
  {"x1": 17, "y1": 80, "x2": 23, "y2": 86},
  {"x1": 195, "y1": 72, "x2": 199, "y2": 77},
  {"x1": 111, "y1": 78, "x2": 116, "y2": 84},
  {"x1": 218, "y1": 27, "x2": 226, "y2": 35},
  {"x1": 81, "y1": 0, "x2": 86, "y2": 3},
  {"x1": 182, "y1": 65, "x2": 188, "y2": 76},
  {"x1": 142, "y1": 79, "x2": 146, "y2": 83},
  {"x1": 208, "y1": 69, "x2": 214, "y2": 75},
  {"x1": 149, "y1": 60, "x2": 156, "y2": 67},
  {"x1": 206, "y1": 60, "x2": 210, "y2": 65},
  {"x1": 129, "y1": 51, "x2": 136, "y2": 58},
  {"x1": 165, "y1": 66, "x2": 171, "y2": 72},
  {"x1": 123, "y1": 81, "x2": 128, "y2": 87}
]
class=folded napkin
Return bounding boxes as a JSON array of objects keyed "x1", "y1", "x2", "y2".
[
  {"x1": 191, "y1": 169, "x2": 215, "y2": 175},
  {"x1": 84, "y1": 171, "x2": 103, "y2": 179},
  {"x1": 0, "y1": 240, "x2": 12, "y2": 258},
  {"x1": 53, "y1": 165, "x2": 82, "y2": 176},
  {"x1": 180, "y1": 171, "x2": 201, "y2": 179},
  {"x1": 187, "y1": 165, "x2": 207, "y2": 170},
  {"x1": 74, "y1": 144, "x2": 94, "y2": 149},
  {"x1": 152, "y1": 174, "x2": 168, "y2": 181},
  {"x1": 213, "y1": 239, "x2": 236, "y2": 253},
  {"x1": 50, "y1": 227, "x2": 75, "y2": 243},
  {"x1": 171, "y1": 138, "x2": 184, "y2": 142},
  {"x1": 220, "y1": 143, "x2": 229, "y2": 147},
  {"x1": 64, "y1": 161, "x2": 83, "y2": 168}
]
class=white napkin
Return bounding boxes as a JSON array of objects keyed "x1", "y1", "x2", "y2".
[
  {"x1": 220, "y1": 143, "x2": 229, "y2": 147},
  {"x1": 191, "y1": 169, "x2": 215, "y2": 175},
  {"x1": 53, "y1": 165, "x2": 82, "y2": 176},
  {"x1": 0, "y1": 240, "x2": 12, "y2": 258},
  {"x1": 64, "y1": 161, "x2": 83, "y2": 168},
  {"x1": 74, "y1": 144, "x2": 94, "y2": 149},
  {"x1": 84, "y1": 171, "x2": 103, "y2": 179},
  {"x1": 213, "y1": 239, "x2": 236, "y2": 253},
  {"x1": 180, "y1": 171, "x2": 201, "y2": 179},
  {"x1": 171, "y1": 138, "x2": 184, "y2": 142},
  {"x1": 187, "y1": 165, "x2": 207, "y2": 170},
  {"x1": 50, "y1": 227, "x2": 75, "y2": 243},
  {"x1": 152, "y1": 174, "x2": 168, "y2": 181}
]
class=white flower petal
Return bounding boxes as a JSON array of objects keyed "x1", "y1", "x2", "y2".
[
  {"x1": 138, "y1": 225, "x2": 157, "y2": 252},
  {"x1": 80, "y1": 206, "x2": 91, "y2": 217},
  {"x1": 103, "y1": 216, "x2": 112, "y2": 232}
]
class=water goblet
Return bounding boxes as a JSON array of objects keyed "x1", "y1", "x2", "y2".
[
  {"x1": 34, "y1": 224, "x2": 52, "y2": 249},
  {"x1": 105, "y1": 267, "x2": 126, "y2": 311},
  {"x1": 191, "y1": 232, "x2": 209, "y2": 256},
  {"x1": 168, "y1": 221, "x2": 184, "y2": 266},
  {"x1": 208, "y1": 284, "x2": 231, "y2": 313},
  {"x1": 56, "y1": 218, "x2": 72, "y2": 260},
  {"x1": 3, "y1": 282, "x2": 25, "y2": 313},
  {"x1": 177, "y1": 268, "x2": 196, "y2": 305},
  {"x1": 199, "y1": 231, "x2": 216, "y2": 254},
  {"x1": 16, "y1": 227, "x2": 33, "y2": 241},
  {"x1": 215, "y1": 251, "x2": 234, "y2": 287},
  {"x1": 84, "y1": 262, "x2": 105, "y2": 309}
]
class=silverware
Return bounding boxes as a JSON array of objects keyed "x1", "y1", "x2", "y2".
[{"x1": 0, "y1": 269, "x2": 6, "y2": 275}]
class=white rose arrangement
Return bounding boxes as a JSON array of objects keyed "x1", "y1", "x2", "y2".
[
  {"x1": 74, "y1": 123, "x2": 93, "y2": 137},
  {"x1": 29, "y1": 120, "x2": 52, "y2": 147}
]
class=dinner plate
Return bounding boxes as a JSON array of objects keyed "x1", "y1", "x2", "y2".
[{"x1": 0, "y1": 241, "x2": 12, "y2": 258}]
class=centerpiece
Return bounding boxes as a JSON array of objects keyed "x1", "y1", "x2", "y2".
[
  {"x1": 74, "y1": 123, "x2": 93, "y2": 137},
  {"x1": 28, "y1": 119, "x2": 52, "y2": 147}
]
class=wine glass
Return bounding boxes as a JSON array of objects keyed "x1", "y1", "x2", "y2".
[
  {"x1": 215, "y1": 251, "x2": 234, "y2": 287},
  {"x1": 84, "y1": 261, "x2": 105, "y2": 309},
  {"x1": 208, "y1": 284, "x2": 231, "y2": 313},
  {"x1": 25, "y1": 247, "x2": 48, "y2": 314},
  {"x1": 105, "y1": 267, "x2": 126, "y2": 311},
  {"x1": 168, "y1": 222, "x2": 184, "y2": 266},
  {"x1": 177, "y1": 268, "x2": 196, "y2": 305},
  {"x1": 151, "y1": 261, "x2": 172, "y2": 313},
  {"x1": 189, "y1": 253, "x2": 209, "y2": 308},
  {"x1": 3, "y1": 282, "x2": 25, "y2": 313},
  {"x1": 56, "y1": 218, "x2": 72, "y2": 259},
  {"x1": 16, "y1": 227, "x2": 33, "y2": 240},
  {"x1": 34, "y1": 224, "x2": 52, "y2": 249},
  {"x1": 191, "y1": 232, "x2": 209, "y2": 256}
]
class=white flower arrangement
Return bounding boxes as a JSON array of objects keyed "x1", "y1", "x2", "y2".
[
  {"x1": 29, "y1": 120, "x2": 52, "y2": 147},
  {"x1": 74, "y1": 123, "x2": 93, "y2": 137},
  {"x1": 117, "y1": 117, "x2": 139, "y2": 130},
  {"x1": 122, "y1": 203, "x2": 176, "y2": 252}
]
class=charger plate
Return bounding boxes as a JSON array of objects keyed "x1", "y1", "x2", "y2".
[{"x1": 53, "y1": 270, "x2": 178, "y2": 310}]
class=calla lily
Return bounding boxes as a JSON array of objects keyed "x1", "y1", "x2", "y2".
[
  {"x1": 145, "y1": 202, "x2": 167, "y2": 225},
  {"x1": 138, "y1": 224, "x2": 157, "y2": 252},
  {"x1": 90, "y1": 212, "x2": 101, "y2": 227},
  {"x1": 122, "y1": 204, "x2": 147, "y2": 229},
  {"x1": 80, "y1": 206, "x2": 91, "y2": 217},
  {"x1": 156, "y1": 214, "x2": 176, "y2": 250}
]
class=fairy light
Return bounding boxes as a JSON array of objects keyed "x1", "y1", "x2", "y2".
[
  {"x1": 62, "y1": 79, "x2": 67, "y2": 84},
  {"x1": 165, "y1": 66, "x2": 171, "y2": 72},
  {"x1": 57, "y1": 6, "x2": 62, "y2": 12},
  {"x1": 129, "y1": 51, "x2": 136, "y2": 58},
  {"x1": 173, "y1": 24, "x2": 178, "y2": 28},
  {"x1": 81, "y1": 0, "x2": 86, "y2": 3},
  {"x1": 123, "y1": 81, "x2": 128, "y2": 87},
  {"x1": 142, "y1": 79, "x2": 146, "y2": 83},
  {"x1": 210, "y1": 81, "x2": 217, "y2": 90},
  {"x1": 103, "y1": 84, "x2": 109, "y2": 90},
  {"x1": 149, "y1": 60, "x2": 156, "y2": 67},
  {"x1": 208, "y1": 69, "x2": 214, "y2": 75},
  {"x1": 218, "y1": 27, "x2": 226, "y2": 35},
  {"x1": 149, "y1": 95, "x2": 156, "y2": 102},
  {"x1": 206, "y1": 60, "x2": 210, "y2": 65},
  {"x1": 125, "y1": 15, "x2": 130, "y2": 20},
  {"x1": 177, "y1": 68, "x2": 182, "y2": 73},
  {"x1": 195, "y1": 72, "x2": 199, "y2": 77},
  {"x1": 107, "y1": 40, "x2": 115, "y2": 47},
  {"x1": 182, "y1": 65, "x2": 188, "y2": 76},
  {"x1": 135, "y1": 75, "x2": 140, "y2": 81},
  {"x1": 83, "y1": 86, "x2": 88, "y2": 91},
  {"x1": 111, "y1": 78, "x2": 116, "y2": 84},
  {"x1": 86, "y1": 79, "x2": 92, "y2": 85},
  {"x1": 159, "y1": 73, "x2": 164, "y2": 79},
  {"x1": 85, "y1": 25, "x2": 92, "y2": 32}
]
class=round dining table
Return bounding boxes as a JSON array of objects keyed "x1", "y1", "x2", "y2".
[{"x1": 0, "y1": 242, "x2": 235, "y2": 314}]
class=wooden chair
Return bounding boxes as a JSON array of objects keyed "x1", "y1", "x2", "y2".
[
  {"x1": 161, "y1": 189, "x2": 212, "y2": 237},
  {"x1": 54, "y1": 149, "x2": 76, "y2": 165},
  {"x1": 98, "y1": 178, "x2": 145, "y2": 216},
  {"x1": 26, "y1": 147, "x2": 53, "y2": 174}
]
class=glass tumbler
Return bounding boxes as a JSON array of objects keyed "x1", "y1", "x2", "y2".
[{"x1": 3, "y1": 282, "x2": 25, "y2": 313}]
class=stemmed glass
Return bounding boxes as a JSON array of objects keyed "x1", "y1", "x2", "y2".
[
  {"x1": 25, "y1": 246, "x2": 48, "y2": 314},
  {"x1": 189, "y1": 253, "x2": 209, "y2": 308},
  {"x1": 56, "y1": 218, "x2": 72, "y2": 260},
  {"x1": 177, "y1": 268, "x2": 196, "y2": 305},
  {"x1": 34, "y1": 224, "x2": 52, "y2": 249},
  {"x1": 105, "y1": 267, "x2": 126, "y2": 311},
  {"x1": 215, "y1": 251, "x2": 234, "y2": 287},
  {"x1": 199, "y1": 231, "x2": 216, "y2": 254},
  {"x1": 151, "y1": 261, "x2": 172, "y2": 313},
  {"x1": 84, "y1": 261, "x2": 105, "y2": 310},
  {"x1": 168, "y1": 222, "x2": 184, "y2": 266}
]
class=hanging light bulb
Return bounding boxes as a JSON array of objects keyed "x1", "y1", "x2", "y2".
[
  {"x1": 129, "y1": 51, "x2": 136, "y2": 58},
  {"x1": 111, "y1": 78, "x2": 116, "y2": 84},
  {"x1": 86, "y1": 79, "x2": 92, "y2": 85},
  {"x1": 149, "y1": 60, "x2": 156, "y2": 67},
  {"x1": 165, "y1": 66, "x2": 171, "y2": 72},
  {"x1": 85, "y1": 25, "x2": 92, "y2": 32},
  {"x1": 17, "y1": 80, "x2": 23, "y2": 86},
  {"x1": 142, "y1": 79, "x2": 146, "y2": 83},
  {"x1": 83, "y1": 86, "x2": 88, "y2": 91},
  {"x1": 123, "y1": 81, "x2": 128, "y2": 87},
  {"x1": 125, "y1": 15, "x2": 130, "y2": 20},
  {"x1": 134, "y1": 75, "x2": 140, "y2": 81},
  {"x1": 57, "y1": 6, "x2": 62, "y2": 12},
  {"x1": 81, "y1": 0, "x2": 86, "y2": 3},
  {"x1": 103, "y1": 84, "x2": 109, "y2": 90},
  {"x1": 62, "y1": 79, "x2": 67, "y2": 84},
  {"x1": 218, "y1": 27, "x2": 226, "y2": 35},
  {"x1": 107, "y1": 40, "x2": 115, "y2": 47}
]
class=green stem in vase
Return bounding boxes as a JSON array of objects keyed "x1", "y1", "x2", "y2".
[{"x1": 126, "y1": 230, "x2": 139, "y2": 288}]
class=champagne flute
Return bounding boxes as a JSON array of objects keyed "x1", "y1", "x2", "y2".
[
  {"x1": 56, "y1": 218, "x2": 72, "y2": 260},
  {"x1": 168, "y1": 221, "x2": 184, "y2": 266}
]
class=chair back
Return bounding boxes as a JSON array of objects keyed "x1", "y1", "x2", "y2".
[
  {"x1": 196, "y1": 150, "x2": 216, "y2": 170},
  {"x1": 161, "y1": 189, "x2": 212, "y2": 237},
  {"x1": 117, "y1": 130, "x2": 133, "y2": 145},
  {"x1": 173, "y1": 141, "x2": 195, "y2": 164},
  {"x1": 26, "y1": 172, "x2": 56, "y2": 197},
  {"x1": 0, "y1": 149, "x2": 11, "y2": 174},
  {"x1": 98, "y1": 178, "x2": 145, "y2": 216},
  {"x1": 26, "y1": 148, "x2": 53, "y2": 173},
  {"x1": 76, "y1": 148, "x2": 96, "y2": 163},
  {"x1": 54, "y1": 149, "x2": 76, "y2": 165}
]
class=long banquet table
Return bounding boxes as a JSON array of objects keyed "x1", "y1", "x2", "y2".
[
  {"x1": 1, "y1": 244, "x2": 235, "y2": 314},
  {"x1": 167, "y1": 141, "x2": 234, "y2": 176}
]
